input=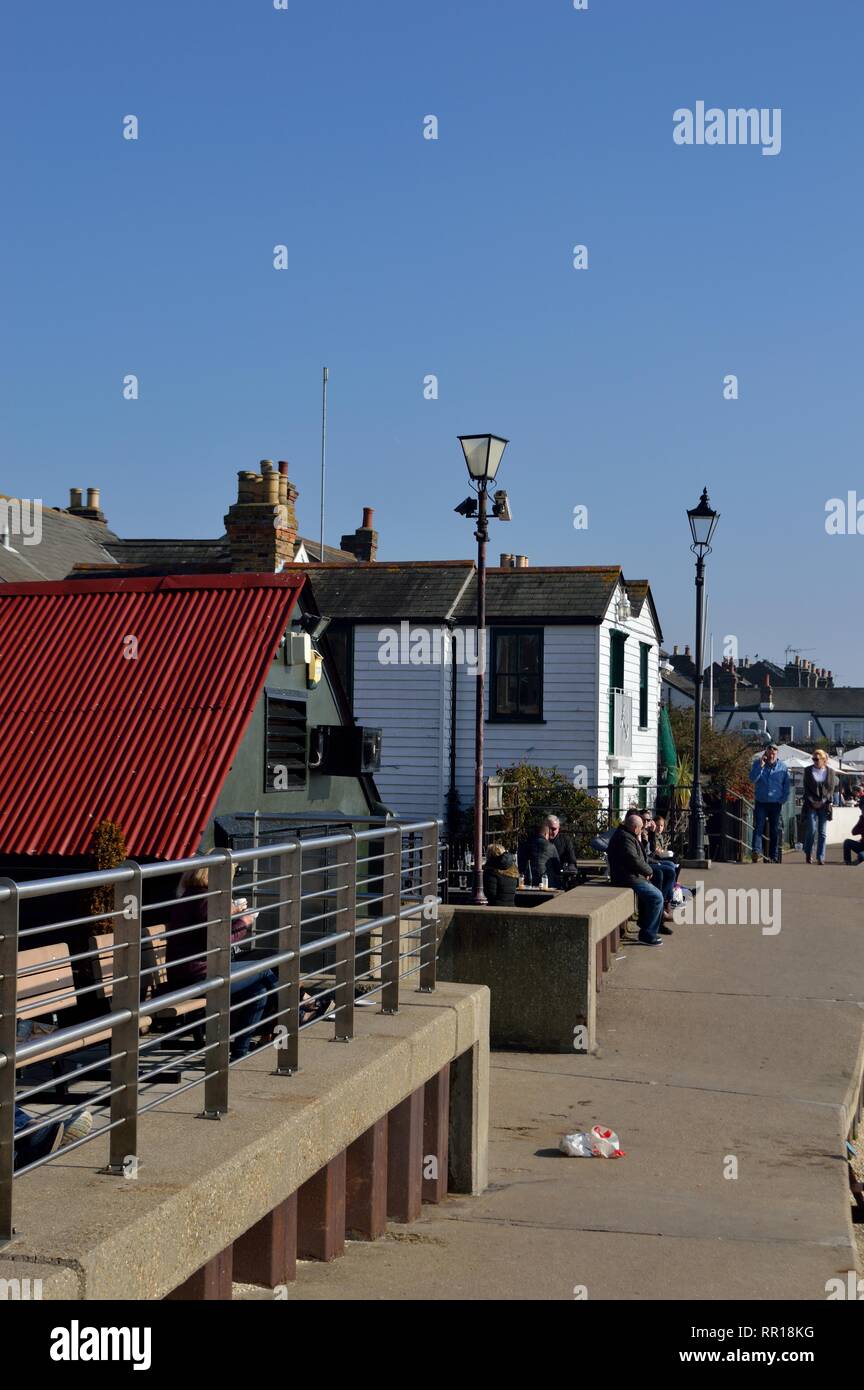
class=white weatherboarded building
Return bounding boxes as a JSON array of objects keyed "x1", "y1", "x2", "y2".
[{"x1": 303, "y1": 561, "x2": 664, "y2": 825}]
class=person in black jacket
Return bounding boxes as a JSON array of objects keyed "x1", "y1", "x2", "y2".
[
  {"x1": 606, "y1": 811, "x2": 666, "y2": 945},
  {"x1": 482, "y1": 844, "x2": 520, "y2": 905},
  {"x1": 546, "y1": 816, "x2": 577, "y2": 885},
  {"x1": 524, "y1": 823, "x2": 561, "y2": 887},
  {"x1": 801, "y1": 749, "x2": 836, "y2": 865}
]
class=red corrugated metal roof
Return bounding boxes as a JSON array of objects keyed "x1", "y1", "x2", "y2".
[{"x1": 0, "y1": 572, "x2": 305, "y2": 860}]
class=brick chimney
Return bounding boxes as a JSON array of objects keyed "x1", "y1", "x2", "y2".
[
  {"x1": 759, "y1": 672, "x2": 773, "y2": 711},
  {"x1": 224, "y1": 460, "x2": 298, "y2": 572},
  {"x1": 66, "y1": 485, "x2": 106, "y2": 523},
  {"x1": 340, "y1": 506, "x2": 378, "y2": 562},
  {"x1": 717, "y1": 657, "x2": 738, "y2": 708}
]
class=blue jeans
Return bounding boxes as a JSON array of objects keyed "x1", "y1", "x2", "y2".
[
  {"x1": 633, "y1": 879, "x2": 665, "y2": 943},
  {"x1": 13, "y1": 1105, "x2": 62, "y2": 1171},
  {"x1": 229, "y1": 965, "x2": 278, "y2": 1058},
  {"x1": 753, "y1": 802, "x2": 782, "y2": 861},
  {"x1": 650, "y1": 859, "x2": 677, "y2": 904},
  {"x1": 803, "y1": 810, "x2": 829, "y2": 863}
]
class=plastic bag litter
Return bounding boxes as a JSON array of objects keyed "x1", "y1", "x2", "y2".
[{"x1": 559, "y1": 1125, "x2": 625, "y2": 1158}]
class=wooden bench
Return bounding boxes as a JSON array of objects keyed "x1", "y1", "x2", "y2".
[
  {"x1": 89, "y1": 924, "x2": 207, "y2": 1032},
  {"x1": 16, "y1": 943, "x2": 111, "y2": 1069},
  {"x1": 141, "y1": 923, "x2": 207, "y2": 1031}
]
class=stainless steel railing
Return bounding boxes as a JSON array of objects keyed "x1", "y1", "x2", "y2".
[{"x1": 0, "y1": 818, "x2": 441, "y2": 1242}]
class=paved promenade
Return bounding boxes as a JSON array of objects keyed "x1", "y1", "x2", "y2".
[{"x1": 251, "y1": 849, "x2": 864, "y2": 1301}]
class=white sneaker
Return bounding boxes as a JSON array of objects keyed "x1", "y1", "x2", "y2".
[{"x1": 60, "y1": 1110, "x2": 93, "y2": 1148}]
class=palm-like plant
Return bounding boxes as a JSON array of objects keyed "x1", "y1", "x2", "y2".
[{"x1": 673, "y1": 755, "x2": 693, "y2": 808}]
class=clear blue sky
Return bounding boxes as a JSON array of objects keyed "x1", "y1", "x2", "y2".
[{"x1": 2, "y1": 1, "x2": 862, "y2": 679}]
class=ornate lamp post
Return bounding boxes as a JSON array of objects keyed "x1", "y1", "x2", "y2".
[
  {"x1": 455, "y1": 435, "x2": 510, "y2": 904},
  {"x1": 686, "y1": 487, "x2": 719, "y2": 862}
]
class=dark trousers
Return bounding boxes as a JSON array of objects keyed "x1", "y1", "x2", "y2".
[
  {"x1": 843, "y1": 838, "x2": 864, "y2": 865},
  {"x1": 650, "y1": 859, "x2": 677, "y2": 904},
  {"x1": 752, "y1": 802, "x2": 782, "y2": 861},
  {"x1": 229, "y1": 965, "x2": 278, "y2": 1058}
]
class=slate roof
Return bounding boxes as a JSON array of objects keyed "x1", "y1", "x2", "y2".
[
  {"x1": 0, "y1": 501, "x2": 118, "y2": 583},
  {"x1": 460, "y1": 566, "x2": 624, "y2": 624},
  {"x1": 299, "y1": 562, "x2": 662, "y2": 632},
  {"x1": 103, "y1": 538, "x2": 230, "y2": 569},
  {"x1": 298, "y1": 562, "x2": 475, "y2": 622},
  {"x1": 724, "y1": 687, "x2": 864, "y2": 716},
  {"x1": 296, "y1": 536, "x2": 359, "y2": 564},
  {"x1": 662, "y1": 668, "x2": 695, "y2": 698}
]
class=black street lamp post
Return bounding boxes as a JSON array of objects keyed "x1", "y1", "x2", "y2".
[
  {"x1": 687, "y1": 487, "x2": 719, "y2": 862},
  {"x1": 455, "y1": 435, "x2": 510, "y2": 905}
]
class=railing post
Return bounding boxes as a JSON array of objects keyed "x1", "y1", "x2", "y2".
[
  {"x1": 203, "y1": 851, "x2": 233, "y2": 1118},
  {"x1": 380, "y1": 826, "x2": 401, "y2": 1015},
  {"x1": 108, "y1": 862, "x2": 142, "y2": 1175},
  {"x1": 418, "y1": 823, "x2": 438, "y2": 993},
  {"x1": 0, "y1": 881, "x2": 19, "y2": 1242},
  {"x1": 274, "y1": 841, "x2": 301, "y2": 1075},
  {"x1": 334, "y1": 831, "x2": 357, "y2": 1042}
]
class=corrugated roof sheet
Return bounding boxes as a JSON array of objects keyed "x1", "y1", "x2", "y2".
[{"x1": 0, "y1": 572, "x2": 304, "y2": 860}]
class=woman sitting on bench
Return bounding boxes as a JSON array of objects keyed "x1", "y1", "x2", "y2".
[{"x1": 165, "y1": 865, "x2": 279, "y2": 1060}]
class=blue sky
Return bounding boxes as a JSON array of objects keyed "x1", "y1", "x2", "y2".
[{"x1": 2, "y1": 1, "x2": 862, "y2": 679}]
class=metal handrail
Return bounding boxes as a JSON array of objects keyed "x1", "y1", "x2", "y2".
[{"x1": 0, "y1": 818, "x2": 441, "y2": 1242}]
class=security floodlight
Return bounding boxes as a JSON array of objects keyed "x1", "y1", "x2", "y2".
[{"x1": 454, "y1": 496, "x2": 478, "y2": 518}]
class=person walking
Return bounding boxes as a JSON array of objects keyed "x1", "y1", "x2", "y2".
[
  {"x1": 802, "y1": 748, "x2": 837, "y2": 865},
  {"x1": 748, "y1": 744, "x2": 790, "y2": 863},
  {"x1": 607, "y1": 811, "x2": 666, "y2": 945}
]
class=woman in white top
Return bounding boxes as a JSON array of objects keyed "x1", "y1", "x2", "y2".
[{"x1": 801, "y1": 749, "x2": 836, "y2": 865}]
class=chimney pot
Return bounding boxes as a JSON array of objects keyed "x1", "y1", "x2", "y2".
[
  {"x1": 673, "y1": 645, "x2": 678, "y2": 655},
  {"x1": 86, "y1": 487, "x2": 100, "y2": 510},
  {"x1": 340, "y1": 503, "x2": 379, "y2": 563},
  {"x1": 684, "y1": 645, "x2": 691, "y2": 657},
  {"x1": 500, "y1": 553, "x2": 513, "y2": 568},
  {"x1": 69, "y1": 487, "x2": 83, "y2": 509},
  {"x1": 515, "y1": 555, "x2": 528, "y2": 568}
]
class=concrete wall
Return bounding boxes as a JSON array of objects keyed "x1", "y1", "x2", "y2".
[{"x1": 437, "y1": 886, "x2": 634, "y2": 1053}]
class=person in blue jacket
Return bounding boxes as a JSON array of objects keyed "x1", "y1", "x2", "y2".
[{"x1": 749, "y1": 744, "x2": 790, "y2": 863}]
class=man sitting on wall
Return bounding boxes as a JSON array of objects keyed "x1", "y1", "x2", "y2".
[{"x1": 607, "y1": 810, "x2": 667, "y2": 946}]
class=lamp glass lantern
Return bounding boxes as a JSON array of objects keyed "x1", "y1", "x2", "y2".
[
  {"x1": 458, "y1": 434, "x2": 509, "y2": 483},
  {"x1": 687, "y1": 487, "x2": 719, "y2": 553}
]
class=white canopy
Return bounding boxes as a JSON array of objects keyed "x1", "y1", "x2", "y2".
[
  {"x1": 775, "y1": 742, "x2": 864, "y2": 775},
  {"x1": 774, "y1": 743, "x2": 813, "y2": 769}
]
